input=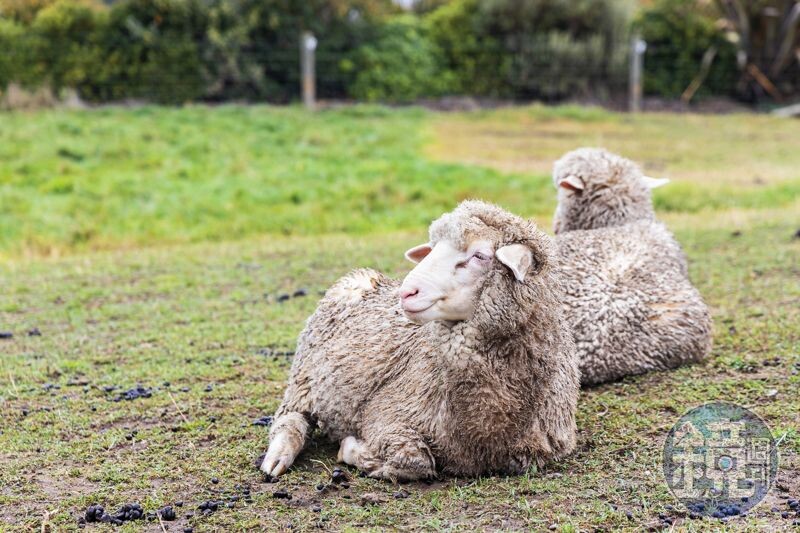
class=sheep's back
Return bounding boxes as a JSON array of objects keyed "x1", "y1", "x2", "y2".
[{"x1": 555, "y1": 221, "x2": 711, "y2": 385}]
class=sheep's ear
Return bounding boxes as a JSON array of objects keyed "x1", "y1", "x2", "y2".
[
  {"x1": 559, "y1": 175, "x2": 584, "y2": 192},
  {"x1": 405, "y1": 243, "x2": 432, "y2": 264},
  {"x1": 641, "y1": 175, "x2": 670, "y2": 189},
  {"x1": 496, "y1": 244, "x2": 532, "y2": 282}
]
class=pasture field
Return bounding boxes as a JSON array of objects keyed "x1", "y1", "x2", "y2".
[{"x1": 1, "y1": 105, "x2": 799, "y2": 531}]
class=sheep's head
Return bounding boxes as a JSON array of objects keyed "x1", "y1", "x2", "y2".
[
  {"x1": 552, "y1": 148, "x2": 668, "y2": 233},
  {"x1": 399, "y1": 201, "x2": 551, "y2": 329}
]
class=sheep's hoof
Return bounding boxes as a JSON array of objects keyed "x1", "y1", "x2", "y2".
[
  {"x1": 260, "y1": 433, "x2": 301, "y2": 477},
  {"x1": 337, "y1": 436, "x2": 360, "y2": 465}
]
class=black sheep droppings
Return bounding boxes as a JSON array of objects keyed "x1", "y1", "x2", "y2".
[
  {"x1": 331, "y1": 468, "x2": 347, "y2": 484},
  {"x1": 84, "y1": 504, "x2": 105, "y2": 523},
  {"x1": 113, "y1": 385, "x2": 153, "y2": 402},
  {"x1": 159, "y1": 506, "x2": 176, "y2": 521},
  {"x1": 27, "y1": 328, "x2": 41, "y2": 337},
  {"x1": 277, "y1": 294, "x2": 291, "y2": 303},
  {"x1": 0, "y1": 332, "x2": 13, "y2": 339},
  {"x1": 272, "y1": 488, "x2": 291, "y2": 500},
  {"x1": 253, "y1": 416, "x2": 273, "y2": 427}
]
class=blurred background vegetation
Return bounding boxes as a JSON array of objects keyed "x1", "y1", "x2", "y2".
[{"x1": 1, "y1": 0, "x2": 799, "y2": 106}]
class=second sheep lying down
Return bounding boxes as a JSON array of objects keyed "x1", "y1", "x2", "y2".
[
  {"x1": 551, "y1": 148, "x2": 712, "y2": 385},
  {"x1": 260, "y1": 200, "x2": 580, "y2": 480}
]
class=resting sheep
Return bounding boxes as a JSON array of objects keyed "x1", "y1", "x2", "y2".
[
  {"x1": 551, "y1": 148, "x2": 712, "y2": 385},
  {"x1": 260, "y1": 200, "x2": 580, "y2": 480}
]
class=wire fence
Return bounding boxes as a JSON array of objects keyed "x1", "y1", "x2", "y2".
[{"x1": 0, "y1": 33, "x2": 779, "y2": 109}]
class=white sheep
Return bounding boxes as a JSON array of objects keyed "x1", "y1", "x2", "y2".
[
  {"x1": 260, "y1": 200, "x2": 580, "y2": 480},
  {"x1": 551, "y1": 148, "x2": 712, "y2": 385}
]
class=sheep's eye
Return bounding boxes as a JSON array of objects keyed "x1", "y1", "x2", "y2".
[{"x1": 457, "y1": 252, "x2": 489, "y2": 269}]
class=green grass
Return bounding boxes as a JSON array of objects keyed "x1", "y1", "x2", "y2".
[
  {"x1": 3, "y1": 104, "x2": 800, "y2": 259},
  {"x1": 0, "y1": 105, "x2": 538, "y2": 258},
  {"x1": 1, "y1": 104, "x2": 799, "y2": 531}
]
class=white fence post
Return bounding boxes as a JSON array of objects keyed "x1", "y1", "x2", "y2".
[
  {"x1": 629, "y1": 36, "x2": 646, "y2": 113},
  {"x1": 300, "y1": 32, "x2": 317, "y2": 110}
]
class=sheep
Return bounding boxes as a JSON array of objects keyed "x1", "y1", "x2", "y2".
[
  {"x1": 260, "y1": 200, "x2": 580, "y2": 480},
  {"x1": 550, "y1": 148, "x2": 712, "y2": 385}
]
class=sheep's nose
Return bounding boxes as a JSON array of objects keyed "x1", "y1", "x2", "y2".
[{"x1": 400, "y1": 287, "x2": 419, "y2": 301}]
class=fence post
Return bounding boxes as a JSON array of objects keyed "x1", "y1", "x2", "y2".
[
  {"x1": 300, "y1": 32, "x2": 317, "y2": 110},
  {"x1": 629, "y1": 35, "x2": 646, "y2": 113}
]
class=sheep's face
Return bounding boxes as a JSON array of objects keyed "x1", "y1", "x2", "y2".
[{"x1": 399, "y1": 238, "x2": 532, "y2": 325}]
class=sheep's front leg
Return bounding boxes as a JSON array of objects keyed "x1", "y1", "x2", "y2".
[
  {"x1": 337, "y1": 428, "x2": 435, "y2": 481},
  {"x1": 260, "y1": 412, "x2": 311, "y2": 477}
]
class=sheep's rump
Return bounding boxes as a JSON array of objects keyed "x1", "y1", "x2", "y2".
[{"x1": 556, "y1": 221, "x2": 712, "y2": 385}]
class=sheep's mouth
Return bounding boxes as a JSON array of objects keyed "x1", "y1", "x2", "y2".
[{"x1": 402, "y1": 302, "x2": 436, "y2": 315}]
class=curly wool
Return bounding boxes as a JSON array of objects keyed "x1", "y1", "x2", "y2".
[
  {"x1": 557, "y1": 221, "x2": 712, "y2": 385},
  {"x1": 551, "y1": 149, "x2": 711, "y2": 385},
  {"x1": 270, "y1": 201, "x2": 580, "y2": 478}
]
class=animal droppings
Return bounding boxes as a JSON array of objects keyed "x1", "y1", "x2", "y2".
[
  {"x1": 252, "y1": 416, "x2": 273, "y2": 427},
  {"x1": 331, "y1": 468, "x2": 348, "y2": 484},
  {"x1": 112, "y1": 386, "x2": 152, "y2": 402},
  {"x1": 84, "y1": 505, "x2": 105, "y2": 523},
  {"x1": 158, "y1": 506, "x2": 176, "y2": 521},
  {"x1": 272, "y1": 488, "x2": 291, "y2": 500}
]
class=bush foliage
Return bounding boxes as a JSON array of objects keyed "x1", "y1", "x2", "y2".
[
  {"x1": 0, "y1": 0, "x2": 780, "y2": 103},
  {"x1": 635, "y1": 0, "x2": 737, "y2": 98},
  {"x1": 344, "y1": 15, "x2": 456, "y2": 102}
]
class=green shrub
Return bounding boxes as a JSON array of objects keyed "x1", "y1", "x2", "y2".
[
  {"x1": 0, "y1": 0, "x2": 57, "y2": 23},
  {"x1": 343, "y1": 15, "x2": 456, "y2": 102},
  {"x1": 0, "y1": 18, "x2": 26, "y2": 88},
  {"x1": 635, "y1": 0, "x2": 737, "y2": 98},
  {"x1": 428, "y1": 0, "x2": 632, "y2": 100},
  {"x1": 28, "y1": 0, "x2": 107, "y2": 96},
  {"x1": 198, "y1": 0, "x2": 393, "y2": 102},
  {"x1": 98, "y1": 0, "x2": 209, "y2": 103},
  {"x1": 427, "y1": 0, "x2": 509, "y2": 97}
]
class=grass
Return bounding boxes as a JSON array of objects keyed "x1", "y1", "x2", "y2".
[
  {"x1": 2, "y1": 104, "x2": 800, "y2": 259},
  {"x1": 1, "y1": 104, "x2": 799, "y2": 531}
]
